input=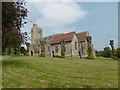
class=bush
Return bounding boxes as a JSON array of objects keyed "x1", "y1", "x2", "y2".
[
  {"x1": 61, "y1": 49, "x2": 65, "y2": 57},
  {"x1": 111, "y1": 56, "x2": 119, "y2": 60},
  {"x1": 96, "y1": 51, "x2": 103, "y2": 57},
  {"x1": 116, "y1": 48, "x2": 120, "y2": 58},
  {"x1": 39, "y1": 53, "x2": 45, "y2": 57},
  {"x1": 7, "y1": 49, "x2": 11, "y2": 55},
  {"x1": 58, "y1": 55, "x2": 65, "y2": 58},
  {"x1": 86, "y1": 55, "x2": 94, "y2": 59},
  {"x1": 20, "y1": 47, "x2": 26, "y2": 55},
  {"x1": 86, "y1": 44, "x2": 94, "y2": 59},
  {"x1": 2, "y1": 52, "x2": 5, "y2": 55},
  {"x1": 103, "y1": 47, "x2": 111, "y2": 58}
]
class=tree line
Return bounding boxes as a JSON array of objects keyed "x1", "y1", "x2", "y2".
[{"x1": 96, "y1": 47, "x2": 120, "y2": 59}]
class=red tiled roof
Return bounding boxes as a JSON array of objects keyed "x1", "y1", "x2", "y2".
[
  {"x1": 77, "y1": 31, "x2": 87, "y2": 42},
  {"x1": 51, "y1": 32, "x2": 75, "y2": 45}
]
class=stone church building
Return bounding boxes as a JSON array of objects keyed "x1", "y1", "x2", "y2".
[{"x1": 29, "y1": 24, "x2": 95, "y2": 57}]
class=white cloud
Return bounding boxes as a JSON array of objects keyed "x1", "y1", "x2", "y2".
[{"x1": 26, "y1": 1, "x2": 88, "y2": 34}]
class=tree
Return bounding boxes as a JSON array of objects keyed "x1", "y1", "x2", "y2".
[
  {"x1": 22, "y1": 32, "x2": 30, "y2": 55},
  {"x1": 20, "y1": 47, "x2": 26, "y2": 55},
  {"x1": 116, "y1": 48, "x2": 120, "y2": 58},
  {"x1": 2, "y1": 1, "x2": 28, "y2": 55},
  {"x1": 96, "y1": 50, "x2": 103, "y2": 57},
  {"x1": 86, "y1": 36, "x2": 94, "y2": 59},
  {"x1": 103, "y1": 47, "x2": 111, "y2": 58},
  {"x1": 60, "y1": 39, "x2": 65, "y2": 58},
  {"x1": 109, "y1": 40, "x2": 118, "y2": 60}
]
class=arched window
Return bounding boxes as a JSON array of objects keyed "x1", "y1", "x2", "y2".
[
  {"x1": 75, "y1": 42, "x2": 77, "y2": 50},
  {"x1": 55, "y1": 46, "x2": 58, "y2": 53}
]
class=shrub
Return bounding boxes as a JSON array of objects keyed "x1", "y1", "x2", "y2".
[
  {"x1": 111, "y1": 56, "x2": 119, "y2": 60},
  {"x1": 86, "y1": 55, "x2": 94, "y2": 59},
  {"x1": 86, "y1": 44, "x2": 94, "y2": 59},
  {"x1": 103, "y1": 47, "x2": 111, "y2": 58},
  {"x1": 96, "y1": 51, "x2": 103, "y2": 57},
  {"x1": 116, "y1": 48, "x2": 120, "y2": 58},
  {"x1": 58, "y1": 55, "x2": 65, "y2": 58},
  {"x1": 39, "y1": 53, "x2": 45, "y2": 57},
  {"x1": 2, "y1": 52, "x2": 5, "y2": 55},
  {"x1": 61, "y1": 49, "x2": 65, "y2": 58},
  {"x1": 20, "y1": 47, "x2": 26, "y2": 55}
]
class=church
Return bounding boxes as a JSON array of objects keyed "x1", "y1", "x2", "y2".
[{"x1": 29, "y1": 24, "x2": 95, "y2": 57}]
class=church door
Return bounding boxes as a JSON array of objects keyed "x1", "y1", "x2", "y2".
[
  {"x1": 52, "y1": 51, "x2": 54, "y2": 57},
  {"x1": 31, "y1": 51, "x2": 33, "y2": 56},
  {"x1": 79, "y1": 51, "x2": 81, "y2": 58}
]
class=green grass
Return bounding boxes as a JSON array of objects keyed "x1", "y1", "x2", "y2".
[{"x1": 2, "y1": 56, "x2": 118, "y2": 88}]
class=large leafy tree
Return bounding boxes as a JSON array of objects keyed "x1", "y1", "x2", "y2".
[{"x1": 2, "y1": 1, "x2": 28, "y2": 54}]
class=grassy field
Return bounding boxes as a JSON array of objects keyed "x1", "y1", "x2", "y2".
[{"x1": 2, "y1": 56, "x2": 118, "y2": 88}]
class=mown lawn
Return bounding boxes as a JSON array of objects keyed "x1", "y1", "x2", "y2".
[{"x1": 2, "y1": 56, "x2": 118, "y2": 88}]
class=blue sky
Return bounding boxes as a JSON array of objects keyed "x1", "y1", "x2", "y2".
[{"x1": 22, "y1": 2, "x2": 118, "y2": 51}]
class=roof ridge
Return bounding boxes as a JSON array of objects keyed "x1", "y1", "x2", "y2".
[
  {"x1": 63, "y1": 31, "x2": 75, "y2": 35},
  {"x1": 51, "y1": 31, "x2": 75, "y2": 44},
  {"x1": 77, "y1": 31, "x2": 88, "y2": 34}
]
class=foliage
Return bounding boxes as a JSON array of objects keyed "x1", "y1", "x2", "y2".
[
  {"x1": 20, "y1": 47, "x2": 26, "y2": 55},
  {"x1": 116, "y1": 48, "x2": 120, "y2": 58},
  {"x1": 39, "y1": 53, "x2": 45, "y2": 57},
  {"x1": 58, "y1": 55, "x2": 65, "y2": 58},
  {"x1": 61, "y1": 49, "x2": 65, "y2": 57},
  {"x1": 13, "y1": 48, "x2": 18, "y2": 55},
  {"x1": 86, "y1": 44, "x2": 94, "y2": 59},
  {"x1": 103, "y1": 47, "x2": 111, "y2": 58},
  {"x1": 86, "y1": 55, "x2": 94, "y2": 59},
  {"x1": 6, "y1": 48, "x2": 11, "y2": 55},
  {"x1": 60, "y1": 39, "x2": 65, "y2": 57},
  {"x1": 39, "y1": 49, "x2": 45, "y2": 57},
  {"x1": 2, "y1": 2, "x2": 28, "y2": 54},
  {"x1": 96, "y1": 50, "x2": 103, "y2": 57},
  {"x1": 110, "y1": 49, "x2": 119, "y2": 60},
  {"x1": 22, "y1": 32, "x2": 30, "y2": 51},
  {"x1": 111, "y1": 56, "x2": 119, "y2": 60}
]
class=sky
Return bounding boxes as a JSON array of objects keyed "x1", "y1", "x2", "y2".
[{"x1": 21, "y1": 1, "x2": 118, "y2": 51}]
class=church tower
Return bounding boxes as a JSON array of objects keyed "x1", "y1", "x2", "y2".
[{"x1": 31, "y1": 24, "x2": 43, "y2": 44}]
